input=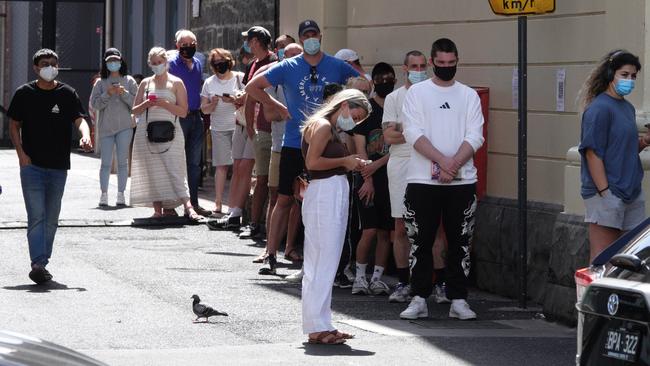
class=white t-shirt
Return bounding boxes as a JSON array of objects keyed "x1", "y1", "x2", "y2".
[
  {"x1": 382, "y1": 86, "x2": 411, "y2": 159},
  {"x1": 402, "y1": 80, "x2": 484, "y2": 186},
  {"x1": 200, "y1": 71, "x2": 244, "y2": 132}
]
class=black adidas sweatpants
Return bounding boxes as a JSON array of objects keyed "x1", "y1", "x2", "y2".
[{"x1": 403, "y1": 183, "x2": 477, "y2": 300}]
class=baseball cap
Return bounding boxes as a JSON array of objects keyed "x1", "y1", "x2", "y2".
[
  {"x1": 298, "y1": 19, "x2": 320, "y2": 37},
  {"x1": 334, "y1": 49, "x2": 359, "y2": 62},
  {"x1": 104, "y1": 48, "x2": 122, "y2": 61},
  {"x1": 241, "y1": 26, "x2": 271, "y2": 45}
]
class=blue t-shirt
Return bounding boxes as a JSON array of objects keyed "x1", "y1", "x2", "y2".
[
  {"x1": 264, "y1": 54, "x2": 359, "y2": 148},
  {"x1": 579, "y1": 92, "x2": 643, "y2": 202},
  {"x1": 168, "y1": 54, "x2": 203, "y2": 111}
]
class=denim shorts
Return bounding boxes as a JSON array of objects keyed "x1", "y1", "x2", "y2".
[{"x1": 584, "y1": 190, "x2": 645, "y2": 230}]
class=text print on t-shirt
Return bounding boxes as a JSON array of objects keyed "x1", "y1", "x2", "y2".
[{"x1": 298, "y1": 71, "x2": 326, "y2": 110}]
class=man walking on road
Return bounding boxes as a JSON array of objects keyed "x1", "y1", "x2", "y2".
[
  {"x1": 399, "y1": 38, "x2": 484, "y2": 320},
  {"x1": 168, "y1": 29, "x2": 210, "y2": 217},
  {"x1": 245, "y1": 20, "x2": 359, "y2": 275},
  {"x1": 8, "y1": 48, "x2": 93, "y2": 284}
]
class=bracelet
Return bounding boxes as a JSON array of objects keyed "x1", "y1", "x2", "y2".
[{"x1": 597, "y1": 185, "x2": 609, "y2": 196}]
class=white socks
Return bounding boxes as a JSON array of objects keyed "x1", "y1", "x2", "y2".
[
  {"x1": 355, "y1": 262, "x2": 367, "y2": 280},
  {"x1": 371, "y1": 265, "x2": 385, "y2": 282}
]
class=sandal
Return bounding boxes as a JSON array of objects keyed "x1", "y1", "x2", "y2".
[
  {"x1": 332, "y1": 329, "x2": 354, "y2": 339},
  {"x1": 307, "y1": 331, "x2": 346, "y2": 345},
  {"x1": 184, "y1": 209, "x2": 204, "y2": 223},
  {"x1": 284, "y1": 249, "x2": 303, "y2": 262},
  {"x1": 163, "y1": 209, "x2": 178, "y2": 217},
  {"x1": 252, "y1": 251, "x2": 268, "y2": 263}
]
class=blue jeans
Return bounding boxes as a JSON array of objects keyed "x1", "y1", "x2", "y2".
[
  {"x1": 20, "y1": 165, "x2": 67, "y2": 267},
  {"x1": 180, "y1": 111, "x2": 204, "y2": 207},
  {"x1": 99, "y1": 128, "x2": 133, "y2": 193}
]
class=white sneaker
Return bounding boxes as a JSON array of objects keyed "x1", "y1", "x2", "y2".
[
  {"x1": 351, "y1": 276, "x2": 369, "y2": 295},
  {"x1": 400, "y1": 295, "x2": 428, "y2": 319},
  {"x1": 99, "y1": 192, "x2": 108, "y2": 206},
  {"x1": 449, "y1": 299, "x2": 477, "y2": 320},
  {"x1": 285, "y1": 268, "x2": 303, "y2": 283},
  {"x1": 433, "y1": 283, "x2": 451, "y2": 304},
  {"x1": 343, "y1": 265, "x2": 355, "y2": 282},
  {"x1": 369, "y1": 279, "x2": 390, "y2": 295},
  {"x1": 116, "y1": 192, "x2": 126, "y2": 206},
  {"x1": 389, "y1": 283, "x2": 411, "y2": 303}
]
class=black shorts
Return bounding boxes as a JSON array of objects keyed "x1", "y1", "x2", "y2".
[
  {"x1": 354, "y1": 167, "x2": 394, "y2": 231},
  {"x1": 278, "y1": 146, "x2": 305, "y2": 196}
]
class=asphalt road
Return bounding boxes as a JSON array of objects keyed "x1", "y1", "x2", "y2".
[{"x1": 0, "y1": 149, "x2": 577, "y2": 365}]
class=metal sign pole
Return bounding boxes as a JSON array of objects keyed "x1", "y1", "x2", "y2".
[{"x1": 517, "y1": 15, "x2": 528, "y2": 309}]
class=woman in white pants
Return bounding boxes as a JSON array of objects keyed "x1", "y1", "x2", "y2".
[{"x1": 300, "y1": 89, "x2": 371, "y2": 345}]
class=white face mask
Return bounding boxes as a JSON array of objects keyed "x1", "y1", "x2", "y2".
[
  {"x1": 150, "y1": 63, "x2": 166, "y2": 76},
  {"x1": 39, "y1": 66, "x2": 58, "y2": 82}
]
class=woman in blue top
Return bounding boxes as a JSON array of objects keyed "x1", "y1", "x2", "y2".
[{"x1": 579, "y1": 50, "x2": 650, "y2": 260}]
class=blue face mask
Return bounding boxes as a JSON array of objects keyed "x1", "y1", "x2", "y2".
[
  {"x1": 303, "y1": 38, "x2": 321, "y2": 56},
  {"x1": 408, "y1": 70, "x2": 428, "y2": 84},
  {"x1": 336, "y1": 110, "x2": 356, "y2": 131},
  {"x1": 107, "y1": 61, "x2": 121, "y2": 72},
  {"x1": 614, "y1": 78, "x2": 635, "y2": 97},
  {"x1": 243, "y1": 40, "x2": 251, "y2": 54},
  {"x1": 277, "y1": 48, "x2": 285, "y2": 60}
]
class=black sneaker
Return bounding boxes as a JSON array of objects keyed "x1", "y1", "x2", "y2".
[
  {"x1": 239, "y1": 223, "x2": 261, "y2": 239},
  {"x1": 334, "y1": 273, "x2": 353, "y2": 289},
  {"x1": 258, "y1": 254, "x2": 277, "y2": 275},
  {"x1": 206, "y1": 215, "x2": 241, "y2": 231},
  {"x1": 29, "y1": 266, "x2": 52, "y2": 284}
]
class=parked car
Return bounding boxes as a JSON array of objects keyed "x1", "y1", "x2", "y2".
[
  {"x1": 575, "y1": 217, "x2": 650, "y2": 365},
  {"x1": 0, "y1": 330, "x2": 108, "y2": 366}
]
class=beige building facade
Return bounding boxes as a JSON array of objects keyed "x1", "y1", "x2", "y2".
[{"x1": 279, "y1": 0, "x2": 650, "y2": 211}]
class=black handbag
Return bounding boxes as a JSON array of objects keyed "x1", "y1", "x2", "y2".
[
  {"x1": 146, "y1": 120, "x2": 175, "y2": 143},
  {"x1": 144, "y1": 81, "x2": 176, "y2": 153}
]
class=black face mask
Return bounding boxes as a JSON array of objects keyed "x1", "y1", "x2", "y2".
[
  {"x1": 374, "y1": 82, "x2": 395, "y2": 98},
  {"x1": 433, "y1": 65, "x2": 457, "y2": 81},
  {"x1": 212, "y1": 61, "x2": 230, "y2": 74},
  {"x1": 180, "y1": 45, "x2": 196, "y2": 59}
]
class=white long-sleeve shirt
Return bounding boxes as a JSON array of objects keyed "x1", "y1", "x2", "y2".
[{"x1": 402, "y1": 79, "x2": 484, "y2": 186}]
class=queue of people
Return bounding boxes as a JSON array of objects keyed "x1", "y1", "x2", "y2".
[{"x1": 13, "y1": 16, "x2": 646, "y2": 347}]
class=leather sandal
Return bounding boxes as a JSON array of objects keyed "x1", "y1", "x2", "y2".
[
  {"x1": 307, "y1": 331, "x2": 346, "y2": 345},
  {"x1": 332, "y1": 329, "x2": 354, "y2": 339},
  {"x1": 284, "y1": 249, "x2": 303, "y2": 262}
]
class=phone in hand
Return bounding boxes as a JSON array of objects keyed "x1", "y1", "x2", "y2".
[
  {"x1": 222, "y1": 93, "x2": 230, "y2": 98},
  {"x1": 111, "y1": 82, "x2": 120, "y2": 87},
  {"x1": 147, "y1": 94, "x2": 157, "y2": 102}
]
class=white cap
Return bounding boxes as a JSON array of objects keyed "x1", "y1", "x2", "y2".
[{"x1": 334, "y1": 49, "x2": 359, "y2": 62}]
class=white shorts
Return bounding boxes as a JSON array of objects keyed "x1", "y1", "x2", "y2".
[
  {"x1": 387, "y1": 156, "x2": 409, "y2": 218},
  {"x1": 584, "y1": 190, "x2": 645, "y2": 231}
]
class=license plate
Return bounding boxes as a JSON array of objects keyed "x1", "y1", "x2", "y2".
[{"x1": 602, "y1": 328, "x2": 640, "y2": 362}]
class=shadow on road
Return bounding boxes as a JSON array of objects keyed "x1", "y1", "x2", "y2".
[
  {"x1": 3, "y1": 281, "x2": 87, "y2": 293},
  {"x1": 299, "y1": 343, "x2": 375, "y2": 356}
]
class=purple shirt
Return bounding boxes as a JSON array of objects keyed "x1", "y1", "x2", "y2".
[{"x1": 168, "y1": 54, "x2": 202, "y2": 111}]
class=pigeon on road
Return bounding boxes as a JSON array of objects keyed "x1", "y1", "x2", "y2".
[{"x1": 191, "y1": 294, "x2": 228, "y2": 322}]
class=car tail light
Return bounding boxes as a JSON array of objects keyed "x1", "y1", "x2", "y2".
[{"x1": 575, "y1": 266, "x2": 604, "y2": 302}]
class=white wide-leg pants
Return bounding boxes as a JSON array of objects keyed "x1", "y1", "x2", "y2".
[{"x1": 301, "y1": 174, "x2": 349, "y2": 334}]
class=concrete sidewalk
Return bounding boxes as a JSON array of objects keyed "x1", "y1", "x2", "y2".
[{"x1": 0, "y1": 148, "x2": 224, "y2": 228}]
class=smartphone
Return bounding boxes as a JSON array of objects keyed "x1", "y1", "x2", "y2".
[
  {"x1": 111, "y1": 82, "x2": 120, "y2": 86},
  {"x1": 645, "y1": 123, "x2": 650, "y2": 129},
  {"x1": 147, "y1": 94, "x2": 157, "y2": 102},
  {"x1": 222, "y1": 93, "x2": 230, "y2": 98}
]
